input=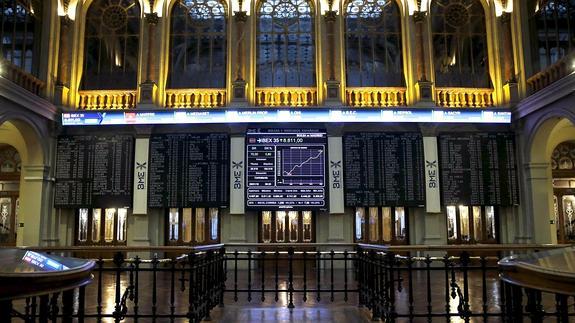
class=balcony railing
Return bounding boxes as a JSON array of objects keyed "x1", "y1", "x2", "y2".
[
  {"x1": 1, "y1": 61, "x2": 45, "y2": 96},
  {"x1": 165, "y1": 89, "x2": 227, "y2": 108},
  {"x1": 4, "y1": 243, "x2": 572, "y2": 322},
  {"x1": 346, "y1": 87, "x2": 407, "y2": 107},
  {"x1": 435, "y1": 87, "x2": 495, "y2": 108},
  {"x1": 255, "y1": 87, "x2": 317, "y2": 107},
  {"x1": 527, "y1": 53, "x2": 574, "y2": 95},
  {"x1": 78, "y1": 90, "x2": 137, "y2": 110}
]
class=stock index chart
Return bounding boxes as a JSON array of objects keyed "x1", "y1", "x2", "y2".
[{"x1": 246, "y1": 129, "x2": 327, "y2": 210}]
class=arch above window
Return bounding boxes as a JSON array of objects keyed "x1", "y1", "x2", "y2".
[
  {"x1": 431, "y1": 0, "x2": 490, "y2": 88},
  {"x1": 344, "y1": 0, "x2": 404, "y2": 87},
  {"x1": 168, "y1": 0, "x2": 228, "y2": 89},
  {"x1": 256, "y1": 0, "x2": 316, "y2": 87},
  {"x1": 81, "y1": 0, "x2": 141, "y2": 90}
]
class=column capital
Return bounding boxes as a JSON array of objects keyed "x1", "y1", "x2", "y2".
[
  {"x1": 144, "y1": 12, "x2": 159, "y2": 25},
  {"x1": 413, "y1": 10, "x2": 427, "y2": 23},
  {"x1": 324, "y1": 10, "x2": 338, "y2": 23},
  {"x1": 234, "y1": 11, "x2": 248, "y2": 23}
]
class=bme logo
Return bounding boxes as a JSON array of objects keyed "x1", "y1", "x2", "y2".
[
  {"x1": 426, "y1": 160, "x2": 437, "y2": 188},
  {"x1": 232, "y1": 161, "x2": 243, "y2": 189},
  {"x1": 331, "y1": 160, "x2": 341, "y2": 189},
  {"x1": 136, "y1": 162, "x2": 147, "y2": 190}
]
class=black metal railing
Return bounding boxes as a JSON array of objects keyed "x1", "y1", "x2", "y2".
[
  {"x1": 6, "y1": 243, "x2": 574, "y2": 322},
  {"x1": 9, "y1": 244, "x2": 225, "y2": 322}
]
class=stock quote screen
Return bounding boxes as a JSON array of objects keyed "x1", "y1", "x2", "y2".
[{"x1": 246, "y1": 129, "x2": 327, "y2": 210}]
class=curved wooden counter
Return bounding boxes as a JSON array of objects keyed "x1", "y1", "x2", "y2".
[{"x1": 498, "y1": 246, "x2": 575, "y2": 295}]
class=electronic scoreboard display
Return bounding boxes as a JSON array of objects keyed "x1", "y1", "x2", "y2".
[{"x1": 246, "y1": 129, "x2": 327, "y2": 210}]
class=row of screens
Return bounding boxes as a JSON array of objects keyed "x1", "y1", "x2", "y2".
[{"x1": 54, "y1": 129, "x2": 519, "y2": 209}]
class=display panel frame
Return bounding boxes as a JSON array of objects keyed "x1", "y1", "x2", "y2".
[{"x1": 245, "y1": 128, "x2": 328, "y2": 211}]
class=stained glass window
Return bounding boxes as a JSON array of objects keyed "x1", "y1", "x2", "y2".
[
  {"x1": 431, "y1": 0, "x2": 490, "y2": 88},
  {"x1": 345, "y1": 0, "x2": 403, "y2": 86},
  {"x1": 528, "y1": 0, "x2": 575, "y2": 75},
  {"x1": 257, "y1": 0, "x2": 315, "y2": 87},
  {"x1": 82, "y1": 0, "x2": 140, "y2": 89},
  {"x1": 0, "y1": 0, "x2": 41, "y2": 75},
  {"x1": 169, "y1": 0, "x2": 227, "y2": 88}
]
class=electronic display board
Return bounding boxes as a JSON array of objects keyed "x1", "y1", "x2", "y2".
[
  {"x1": 54, "y1": 135, "x2": 134, "y2": 208},
  {"x1": 439, "y1": 132, "x2": 519, "y2": 206},
  {"x1": 148, "y1": 133, "x2": 229, "y2": 208},
  {"x1": 343, "y1": 132, "x2": 425, "y2": 207},
  {"x1": 246, "y1": 129, "x2": 327, "y2": 210}
]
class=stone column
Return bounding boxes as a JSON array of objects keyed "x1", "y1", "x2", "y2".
[
  {"x1": 139, "y1": 12, "x2": 159, "y2": 107},
  {"x1": 413, "y1": 11, "x2": 433, "y2": 104},
  {"x1": 324, "y1": 10, "x2": 340, "y2": 103},
  {"x1": 55, "y1": 15, "x2": 71, "y2": 107},
  {"x1": 18, "y1": 165, "x2": 52, "y2": 246},
  {"x1": 500, "y1": 12, "x2": 519, "y2": 105},
  {"x1": 524, "y1": 162, "x2": 556, "y2": 244},
  {"x1": 232, "y1": 10, "x2": 248, "y2": 103}
]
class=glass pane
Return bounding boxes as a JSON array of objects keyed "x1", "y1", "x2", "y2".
[
  {"x1": 459, "y1": 205, "x2": 470, "y2": 242},
  {"x1": 472, "y1": 206, "x2": 482, "y2": 241},
  {"x1": 78, "y1": 208, "x2": 89, "y2": 242},
  {"x1": 394, "y1": 207, "x2": 406, "y2": 241},
  {"x1": 554, "y1": 195, "x2": 559, "y2": 239},
  {"x1": 369, "y1": 207, "x2": 379, "y2": 242},
  {"x1": 355, "y1": 208, "x2": 365, "y2": 240},
  {"x1": 262, "y1": 211, "x2": 272, "y2": 243},
  {"x1": 288, "y1": 211, "x2": 299, "y2": 242},
  {"x1": 195, "y1": 208, "x2": 205, "y2": 243},
  {"x1": 303, "y1": 211, "x2": 312, "y2": 242},
  {"x1": 183, "y1": 208, "x2": 193, "y2": 243},
  {"x1": 0, "y1": 198, "x2": 11, "y2": 241},
  {"x1": 210, "y1": 208, "x2": 219, "y2": 241},
  {"x1": 447, "y1": 206, "x2": 457, "y2": 240},
  {"x1": 169, "y1": 0, "x2": 227, "y2": 88},
  {"x1": 276, "y1": 211, "x2": 286, "y2": 242},
  {"x1": 92, "y1": 209, "x2": 101, "y2": 242},
  {"x1": 382, "y1": 207, "x2": 392, "y2": 242},
  {"x1": 117, "y1": 209, "x2": 127, "y2": 242},
  {"x1": 562, "y1": 196, "x2": 575, "y2": 240},
  {"x1": 485, "y1": 206, "x2": 496, "y2": 240},
  {"x1": 169, "y1": 208, "x2": 179, "y2": 241},
  {"x1": 104, "y1": 208, "x2": 115, "y2": 242}
]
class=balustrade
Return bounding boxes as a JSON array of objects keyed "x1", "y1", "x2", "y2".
[
  {"x1": 78, "y1": 90, "x2": 137, "y2": 110},
  {"x1": 527, "y1": 53, "x2": 574, "y2": 95},
  {"x1": 346, "y1": 87, "x2": 407, "y2": 107},
  {"x1": 165, "y1": 89, "x2": 226, "y2": 108},
  {"x1": 435, "y1": 87, "x2": 494, "y2": 108},
  {"x1": 255, "y1": 87, "x2": 317, "y2": 107},
  {"x1": 1, "y1": 61, "x2": 45, "y2": 97}
]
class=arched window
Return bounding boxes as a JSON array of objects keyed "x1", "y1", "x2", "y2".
[
  {"x1": 0, "y1": 0, "x2": 41, "y2": 75},
  {"x1": 431, "y1": 0, "x2": 490, "y2": 88},
  {"x1": 256, "y1": 0, "x2": 315, "y2": 87},
  {"x1": 345, "y1": 0, "x2": 403, "y2": 87},
  {"x1": 528, "y1": 0, "x2": 575, "y2": 76},
  {"x1": 169, "y1": 0, "x2": 227, "y2": 88},
  {"x1": 81, "y1": 0, "x2": 140, "y2": 90}
]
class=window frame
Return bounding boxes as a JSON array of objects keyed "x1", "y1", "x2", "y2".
[
  {"x1": 75, "y1": 207, "x2": 129, "y2": 246},
  {"x1": 165, "y1": 207, "x2": 221, "y2": 246},
  {"x1": 258, "y1": 210, "x2": 316, "y2": 243},
  {"x1": 446, "y1": 205, "x2": 499, "y2": 244},
  {"x1": 353, "y1": 206, "x2": 409, "y2": 245}
]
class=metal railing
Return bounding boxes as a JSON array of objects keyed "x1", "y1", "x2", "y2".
[{"x1": 5, "y1": 243, "x2": 573, "y2": 322}]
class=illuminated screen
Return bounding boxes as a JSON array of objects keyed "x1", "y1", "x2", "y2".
[
  {"x1": 22, "y1": 251, "x2": 69, "y2": 271},
  {"x1": 246, "y1": 129, "x2": 327, "y2": 210}
]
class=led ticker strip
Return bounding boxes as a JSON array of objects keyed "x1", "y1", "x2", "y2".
[{"x1": 62, "y1": 108, "x2": 511, "y2": 126}]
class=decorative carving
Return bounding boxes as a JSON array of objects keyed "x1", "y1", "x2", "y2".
[
  {"x1": 444, "y1": 3, "x2": 469, "y2": 28},
  {"x1": 102, "y1": 5, "x2": 128, "y2": 30},
  {"x1": 234, "y1": 11, "x2": 248, "y2": 22},
  {"x1": 499, "y1": 11, "x2": 510, "y2": 24},
  {"x1": 324, "y1": 10, "x2": 337, "y2": 23},
  {"x1": 145, "y1": 12, "x2": 159, "y2": 25},
  {"x1": 413, "y1": 10, "x2": 426, "y2": 23}
]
